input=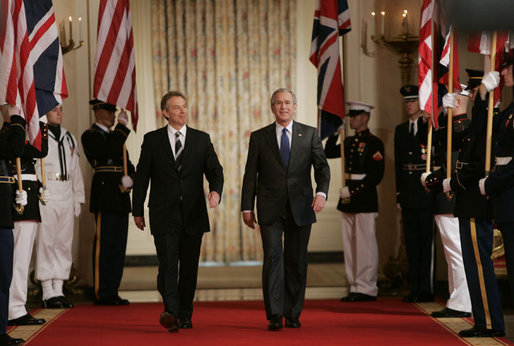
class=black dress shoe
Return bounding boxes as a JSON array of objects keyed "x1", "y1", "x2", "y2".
[
  {"x1": 402, "y1": 294, "x2": 418, "y2": 303},
  {"x1": 0, "y1": 333, "x2": 25, "y2": 345},
  {"x1": 160, "y1": 312, "x2": 179, "y2": 333},
  {"x1": 344, "y1": 293, "x2": 377, "y2": 302},
  {"x1": 94, "y1": 296, "x2": 130, "y2": 306},
  {"x1": 57, "y1": 296, "x2": 74, "y2": 308},
  {"x1": 340, "y1": 292, "x2": 359, "y2": 302},
  {"x1": 179, "y1": 317, "x2": 193, "y2": 329},
  {"x1": 458, "y1": 326, "x2": 505, "y2": 338},
  {"x1": 8, "y1": 313, "x2": 46, "y2": 326},
  {"x1": 42, "y1": 296, "x2": 65, "y2": 309},
  {"x1": 285, "y1": 318, "x2": 301, "y2": 328},
  {"x1": 430, "y1": 307, "x2": 471, "y2": 318},
  {"x1": 268, "y1": 314, "x2": 283, "y2": 331}
]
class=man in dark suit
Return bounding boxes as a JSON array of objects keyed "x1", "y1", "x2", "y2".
[
  {"x1": 241, "y1": 88, "x2": 330, "y2": 330},
  {"x1": 132, "y1": 91, "x2": 223, "y2": 333},
  {"x1": 81, "y1": 100, "x2": 135, "y2": 306},
  {"x1": 394, "y1": 85, "x2": 435, "y2": 303}
]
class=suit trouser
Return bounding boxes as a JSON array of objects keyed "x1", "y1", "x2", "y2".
[
  {"x1": 0, "y1": 227, "x2": 14, "y2": 334},
  {"x1": 434, "y1": 214, "x2": 471, "y2": 313},
  {"x1": 459, "y1": 217, "x2": 504, "y2": 331},
  {"x1": 498, "y1": 221, "x2": 514, "y2": 308},
  {"x1": 36, "y1": 199, "x2": 74, "y2": 300},
  {"x1": 153, "y1": 229, "x2": 203, "y2": 319},
  {"x1": 341, "y1": 212, "x2": 378, "y2": 296},
  {"x1": 9, "y1": 221, "x2": 38, "y2": 320},
  {"x1": 402, "y1": 207, "x2": 435, "y2": 296},
  {"x1": 93, "y1": 212, "x2": 128, "y2": 300},
  {"x1": 260, "y1": 210, "x2": 311, "y2": 320}
]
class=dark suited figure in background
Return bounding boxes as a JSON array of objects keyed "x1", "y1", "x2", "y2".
[
  {"x1": 241, "y1": 88, "x2": 330, "y2": 330},
  {"x1": 133, "y1": 91, "x2": 223, "y2": 333},
  {"x1": 394, "y1": 85, "x2": 435, "y2": 303},
  {"x1": 0, "y1": 104, "x2": 26, "y2": 346},
  {"x1": 81, "y1": 100, "x2": 135, "y2": 306},
  {"x1": 324, "y1": 101, "x2": 384, "y2": 302}
]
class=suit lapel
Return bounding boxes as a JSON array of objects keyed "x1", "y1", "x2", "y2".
[
  {"x1": 181, "y1": 126, "x2": 192, "y2": 163},
  {"x1": 289, "y1": 121, "x2": 302, "y2": 168},
  {"x1": 266, "y1": 123, "x2": 284, "y2": 169},
  {"x1": 160, "y1": 126, "x2": 175, "y2": 164}
]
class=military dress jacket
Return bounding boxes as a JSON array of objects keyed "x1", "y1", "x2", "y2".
[{"x1": 325, "y1": 129, "x2": 384, "y2": 213}]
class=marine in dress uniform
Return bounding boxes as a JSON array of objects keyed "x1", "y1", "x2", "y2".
[
  {"x1": 422, "y1": 88, "x2": 472, "y2": 318},
  {"x1": 0, "y1": 105, "x2": 26, "y2": 346},
  {"x1": 36, "y1": 105, "x2": 85, "y2": 309},
  {"x1": 81, "y1": 100, "x2": 135, "y2": 305},
  {"x1": 7, "y1": 122, "x2": 48, "y2": 327},
  {"x1": 480, "y1": 56, "x2": 514, "y2": 335},
  {"x1": 324, "y1": 101, "x2": 384, "y2": 302},
  {"x1": 394, "y1": 85, "x2": 435, "y2": 303}
]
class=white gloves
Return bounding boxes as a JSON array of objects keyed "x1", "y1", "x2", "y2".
[
  {"x1": 479, "y1": 177, "x2": 487, "y2": 195},
  {"x1": 442, "y1": 178, "x2": 452, "y2": 193},
  {"x1": 121, "y1": 175, "x2": 133, "y2": 189},
  {"x1": 74, "y1": 202, "x2": 81, "y2": 217},
  {"x1": 340, "y1": 186, "x2": 350, "y2": 199},
  {"x1": 118, "y1": 110, "x2": 128, "y2": 125},
  {"x1": 420, "y1": 172, "x2": 431, "y2": 187},
  {"x1": 39, "y1": 187, "x2": 50, "y2": 204},
  {"x1": 481, "y1": 71, "x2": 500, "y2": 92},
  {"x1": 15, "y1": 189, "x2": 28, "y2": 206},
  {"x1": 442, "y1": 93, "x2": 455, "y2": 109}
]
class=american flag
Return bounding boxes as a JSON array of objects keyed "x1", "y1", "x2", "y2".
[
  {"x1": 25, "y1": 0, "x2": 68, "y2": 117},
  {"x1": 93, "y1": 0, "x2": 138, "y2": 131},
  {"x1": 439, "y1": 27, "x2": 461, "y2": 95},
  {"x1": 310, "y1": 0, "x2": 351, "y2": 140},
  {"x1": 0, "y1": 0, "x2": 40, "y2": 148}
]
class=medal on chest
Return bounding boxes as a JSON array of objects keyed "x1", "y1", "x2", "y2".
[{"x1": 420, "y1": 144, "x2": 427, "y2": 161}]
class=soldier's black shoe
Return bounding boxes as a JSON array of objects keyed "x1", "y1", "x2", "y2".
[
  {"x1": 340, "y1": 292, "x2": 359, "y2": 302},
  {"x1": 8, "y1": 313, "x2": 46, "y2": 326},
  {"x1": 0, "y1": 333, "x2": 25, "y2": 345},
  {"x1": 268, "y1": 314, "x2": 283, "y2": 331},
  {"x1": 42, "y1": 296, "x2": 73, "y2": 309},
  {"x1": 57, "y1": 296, "x2": 74, "y2": 308},
  {"x1": 179, "y1": 317, "x2": 193, "y2": 329},
  {"x1": 342, "y1": 293, "x2": 377, "y2": 302},
  {"x1": 430, "y1": 307, "x2": 471, "y2": 318},
  {"x1": 285, "y1": 318, "x2": 301, "y2": 328},
  {"x1": 458, "y1": 326, "x2": 505, "y2": 338}
]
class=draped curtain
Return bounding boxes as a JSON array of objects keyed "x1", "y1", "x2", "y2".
[{"x1": 150, "y1": 0, "x2": 297, "y2": 262}]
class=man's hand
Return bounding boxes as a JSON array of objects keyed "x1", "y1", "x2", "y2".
[
  {"x1": 15, "y1": 189, "x2": 28, "y2": 206},
  {"x1": 420, "y1": 172, "x2": 431, "y2": 187},
  {"x1": 74, "y1": 202, "x2": 81, "y2": 218},
  {"x1": 242, "y1": 211, "x2": 257, "y2": 229},
  {"x1": 479, "y1": 177, "x2": 487, "y2": 196},
  {"x1": 482, "y1": 71, "x2": 500, "y2": 92},
  {"x1": 134, "y1": 216, "x2": 146, "y2": 230},
  {"x1": 339, "y1": 187, "x2": 350, "y2": 199},
  {"x1": 121, "y1": 175, "x2": 133, "y2": 189},
  {"x1": 312, "y1": 194, "x2": 326, "y2": 213},
  {"x1": 208, "y1": 191, "x2": 220, "y2": 208},
  {"x1": 443, "y1": 178, "x2": 452, "y2": 193},
  {"x1": 39, "y1": 186, "x2": 50, "y2": 204},
  {"x1": 118, "y1": 110, "x2": 129, "y2": 126},
  {"x1": 442, "y1": 93, "x2": 456, "y2": 110}
]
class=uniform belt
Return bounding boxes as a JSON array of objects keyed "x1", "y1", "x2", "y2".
[
  {"x1": 455, "y1": 161, "x2": 469, "y2": 169},
  {"x1": 0, "y1": 176, "x2": 15, "y2": 184},
  {"x1": 401, "y1": 163, "x2": 426, "y2": 171},
  {"x1": 495, "y1": 156, "x2": 512, "y2": 166},
  {"x1": 345, "y1": 173, "x2": 366, "y2": 180},
  {"x1": 47, "y1": 172, "x2": 69, "y2": 181},
  {"x1": 20, "y1": 174, "x2": 37, "y2": 181},
  {"x1": 94, "y1": 166, "x2": 123, "y2": 173}
]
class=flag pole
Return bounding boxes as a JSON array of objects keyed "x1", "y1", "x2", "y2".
[
  {"x1": 40, "y1": 158, "x2": 47, "y2": 205},
  {"x1": 485, "y1": 31, "x2": 497, "y2": 176},
  {"x1": 340, "y1": 33, "x2": 349, "y2": 204},
  {"x1": 445, "y1": 28, "x2": 454, "y2": 198}
]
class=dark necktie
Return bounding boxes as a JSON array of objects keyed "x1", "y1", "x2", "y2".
[
  {"x1": 280, "y1": 128, "x2": 290, "y2": 169},
  {"x1": 175, "y1": 132, "x2": 183, "y2": 162},
  {"x1": 410, "y1": 122, "x2": 415, "y2": 137}
]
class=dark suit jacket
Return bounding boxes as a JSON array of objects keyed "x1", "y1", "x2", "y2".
[
  {"x1": 241, "y1": 121, "x2": 330, "y2": 227},
  {"x1": 132, "y1": 125, "x2": 223, "y2": 235}
]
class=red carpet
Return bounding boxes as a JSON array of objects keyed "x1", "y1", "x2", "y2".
[{"x1": 21, "y1": 298, "x2": 501, "y2": 345}]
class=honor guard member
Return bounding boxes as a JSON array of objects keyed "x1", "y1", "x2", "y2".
[
  {"x1": 82, "y1": 99, "x2": 135, "y2": 306},
  {"x1": 421, "y1": 88, "x2": 472, "y2": 318},
  {"x1": 435, "y1": 75, "x2": 504, "y2": 337},
  {"x1": 0, "y1": 105, "x2": 26, "y2": 346},
  {"x1": 394, "y1": 85, "x2": 435, "y2": 303},
  {"x1": 7, "y1": 120, "x2": 48, "y2": 327},
  {"x1": 325, "y1": 101, "x2": 384, "y2": 302},
  {"x1": 36, "y1": 105, "x2": 85, "y2": 309},
  {"x1": 480, "y1": 56, "x2": 514, "y2": 317},
  {"x1": 465, "y1": 69, "x2": 484, "y2": 103}
]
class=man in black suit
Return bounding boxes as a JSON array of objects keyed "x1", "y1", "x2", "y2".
[
  {"x1": 241, "y1": 88, "x2": 330, "y2": 330},
  {"x1": 132, "y1": 91, "x2": 223, "y2": 333},
  {"x1": 394, "y1": 85, "x2": 435, "y2": 303},
  {"x1": 81, "y1": 100, "x2": 135, "y2": 306}
]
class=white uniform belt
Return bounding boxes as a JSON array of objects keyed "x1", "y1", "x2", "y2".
[
  {"x1": 20, "y1": 174, "x2": 37, "y2": 181},
  {"x1": 95, "y1": 166, "x2": 123, "y2": 173},
  {"x1": 345, "y1": 173, "x2": 366, "y2": 180},
  {"x1": 47, "y1": 172, "x2": 69, "y2": 181},
  {"x1": 496, "y1": 156, "x2": 512, "y2": 166}
]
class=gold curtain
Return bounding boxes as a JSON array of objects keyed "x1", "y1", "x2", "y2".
[{"x1": 151, "y1": 0, "x2": 296, "y2": 262}]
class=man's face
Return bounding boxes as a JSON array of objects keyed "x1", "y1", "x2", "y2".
[
  {"x1": 163, "y1": 96, "x2": 188, "y2": 129},
  {"x1": 501, "y1": 64, "x2": 514, "y2": 87},
  {"x1": 95, "y1": 108, "x2": 116, "y2": 128},
  {"x1": 349, "y1": 113, "x2": 368, "y2": 131},
  {"x1": 468, "y1": 87, "x2": 479, "y2": 102},
  {"x1": 46, "y1": 105, "x2": 63, "y2": 126},
  {"x1": 271, "y1": 92, "x2": 296, "y2": 126},
  {"x1": 404, "y1": 98, "x2": 420, "y2": 116}
]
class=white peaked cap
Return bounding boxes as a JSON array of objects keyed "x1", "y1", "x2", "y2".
[{"x1": 346, "y1": 101, "x2": 374, "y2": 113}]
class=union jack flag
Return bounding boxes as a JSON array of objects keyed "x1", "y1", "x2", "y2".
[
  {"x1": 93, "y1": 0, "x2": 138, "y2": 131},
  {"x1": 310, "y1": 0, "x2": 351, "y2": 140}
]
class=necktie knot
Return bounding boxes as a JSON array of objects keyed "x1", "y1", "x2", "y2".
[{"x1": 280, "y1": 128, "x2": 290, "y2": 169}]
